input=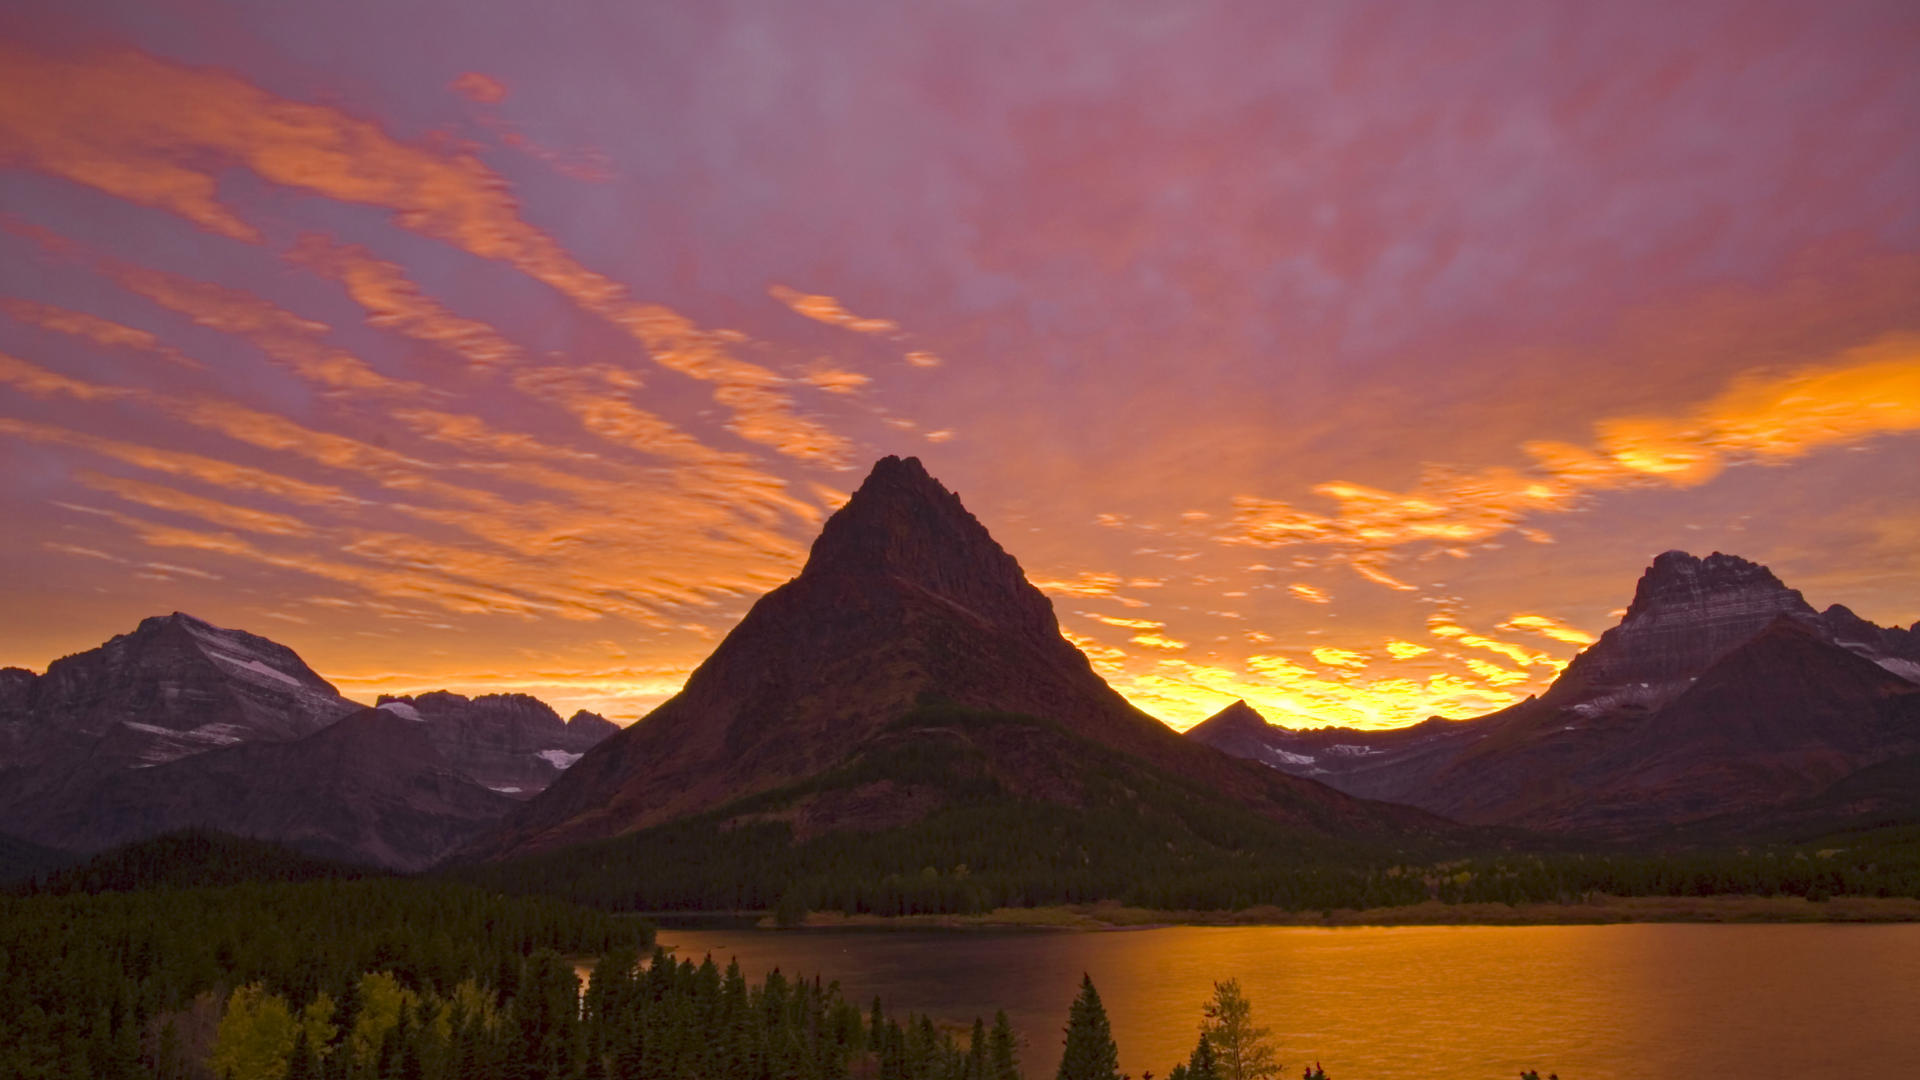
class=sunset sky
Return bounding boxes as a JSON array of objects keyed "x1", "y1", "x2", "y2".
[{"x1": 1, "y1": 1, "x2": 1916, "y2": 729}]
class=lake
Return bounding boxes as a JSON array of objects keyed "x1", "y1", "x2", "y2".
[{"x1": 654, "y1": 922, "x2": 1920, "y2": 1079}]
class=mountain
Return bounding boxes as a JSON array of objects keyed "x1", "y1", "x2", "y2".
[
  {"x1": 1186, "y1": 702, "x2": 1484, "y2": 805},
  {"x1": 16, "y1": 707, "x2": 514, "y2": 871},
  {"x1": 480, "y1": 455, "x2": 1451, "y2": 865},
  {"x1": 0, "y1": 612, "x2": 358, "y2": 775},
  {"x1": 0, "y1": 613, "x2": 615, "y2": 867},
  {"x1": 1192, "y1": 551, "x2": 1920, "y2": 837},
  {"x1": 372, "y1": 691, "x2": 619, "y2": 796}
]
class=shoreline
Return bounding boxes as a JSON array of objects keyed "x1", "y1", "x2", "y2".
[{"x1": 742, "y1": 895, "x2": 1920, "y2": 931}]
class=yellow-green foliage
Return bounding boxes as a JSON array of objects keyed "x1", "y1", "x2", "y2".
[
  {"x1": 349, "y1": 971, "x2": 419, "y2": 1071},
  {"x1": 209, "y1": 983, "x2": 299, "y2": 1080}
]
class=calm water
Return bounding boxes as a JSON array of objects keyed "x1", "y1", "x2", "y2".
[{"x1": 655, "y1": 923, "x2": 1920, "y2": 1080}]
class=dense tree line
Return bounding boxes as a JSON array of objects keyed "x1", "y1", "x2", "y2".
[
  {"x1": 0, "y1": 874, "x2": 646, "y2": 1078},
  {"x1": 462, "y1": 800, "x2": 1920, "y2": 918},
  {"x1": 459, "y1": 706, "x2": 1920, "y2": 918},
  {"x1": 193, "y1": 947, "x2": 1023, "y2": 1080},
  {"x1": 16, "y1": 829, "x2": 376, "y2": 895}
]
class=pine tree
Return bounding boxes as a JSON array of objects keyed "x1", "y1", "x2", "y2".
[
  {"x1": 1200, "y1": 981, "x2": 1279, "y2": 1080},
  {"x1": 1055, "y1": 974, "x2": 1119, "y2": 1080},
  {"x1": 1169, "y1": 1032, "x2": 1220, "y2": 1080},
  {"x1": 988, "y1": 1010, "x2": 1020, "y2": 1080}
]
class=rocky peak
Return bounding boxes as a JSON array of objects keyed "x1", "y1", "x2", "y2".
[
  {"x1": 1621, "y1": 551, "x2": 1810, "y2": 626},
  {"x1": 25, "y1": 611, "x2": 351, "y2": 744},
  {"x1": 1192, "y1": 700, "x2": 1271, "y2": 737},
  {"x1": 800, "y1": 455, "x2": 1058, "y2": 640},
  {"x1": 565, "y1": 710, "x2": 618, "y2": 739}
]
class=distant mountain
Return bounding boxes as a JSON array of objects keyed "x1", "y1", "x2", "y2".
[
  {"x1": 16, "y1": 707, "x2": 514, "y2": 871},
  {"x1": 1191, "y1": 551, "x2": 1920, "y2": 838},
  {"x1": 1186, "y1": 702, "x2": 1484, "y2": 805},
  {"x1": 0, "y1": 612, "x2": 358, "y2": 775},
  {"x1": 479, "y1": 455, "x2": 1450, "y2": 865},
  {"x1": 0, "y1": 613, "x2": 617, "y2": 868},
  {"x1": 373, "y1": 691, "x2": 619, "y2": 797}
]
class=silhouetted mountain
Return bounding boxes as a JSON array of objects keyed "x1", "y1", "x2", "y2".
[
  {"x1": 1193, "y1": 551, "x2": 1920, "y2": 838},
  {"x1": 481, "y1": 455, "x2": 1450, "y2": 861},
  {"x1": 373, "y1": 691, "x2": 620, "y2": 797}
]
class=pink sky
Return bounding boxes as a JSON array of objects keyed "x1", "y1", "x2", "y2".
[{"x1": 1, "y1": 1, "x2": 1916, "y2": 727}]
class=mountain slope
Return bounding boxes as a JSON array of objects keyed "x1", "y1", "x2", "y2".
[
  {"x1": 1193, "y1": 551, "x2": 1920, "y2": 838},
  {"x1": 483, "y1": 455, "x2": 1452, "y2": 860},
  {"x1": 18, "y1": 707, "x2": 514, "y2": 871},
  {"x1": 0, "y1": 612, "x2": 358, "y2": 775}
]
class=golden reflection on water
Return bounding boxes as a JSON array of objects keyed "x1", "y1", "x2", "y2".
[{"x1": 657, "y1": 923, "x2": 1920, "y2": 1079}]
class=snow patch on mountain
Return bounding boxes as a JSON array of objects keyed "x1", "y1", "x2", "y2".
[
  {"x1": 536, "y1": 748, "x2": 583, "y2": 769},
  {"x1": 378, "y1": 701, "x2": 424, "y2": 721},
  {"x1": 205, "y1": 652, "x2": 305, "y2": 689}
]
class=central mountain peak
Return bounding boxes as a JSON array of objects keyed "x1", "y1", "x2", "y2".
[
  {"x1": 800, "y1": 456, "x2": 1056, "y2": 640},
  {"x1": 485, "y1": 455, "x2": 1396, "y2": 856}
]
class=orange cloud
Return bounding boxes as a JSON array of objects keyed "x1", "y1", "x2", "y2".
[
  {"x1": 1222, "y1": 332, "x2": 1920, "y2": 561},
  {"x1": 74, "y1": 471, "x2": 314, "y2": 536},
  {"x1": 1288, "y1": 582, "x2": 1331, "y2": 603},
  {"x1": 1311, "y1": 646, "x2": 1370, "y2": 669},
  {"x1": 1464, "y1": 657, "x2": 1530, "y2": 687},
  {"x1": 0, "y1": 298, "x2": 200, "y2": 368},
  {"x1": 0, "y1": 46, "x2": 846, "y2": 462},
  {"x1": 0, "y1": 418, "x2": 359, "y2": 507},
  {"x1": 1427, "y1": 615, "x2": 1560, "y2": 669},
  {"x1": 768, "y1": 284, "x2": 900, "y2": 335},
  {"x1": 1501, "y1": 614, "x2": 1597, "y2": 646},
  {"x1": 1130, "y1": 631, "x2": 1188, "y2": 651},
  {"x1": 1385, "y1": 640, "x2": 1432, "y2": 659},
  {"x1": 1086, "y1": 614, "x2": 1163, "y2": 630},
  {"x1": 450, "y1": 72, "x2": 508, "y2": 104},
  {"x1": 96, "y1": 257, "x2": 419, "y2": 395},
  {"x1": 287, "y1": 235, "x2": 523, "y2": 371},
  {"x1": 800, "y1": 365, "x2": 872, "y2": 394},
  {"x1": 0, "y1": 350, "x2": 136, "y2": 401}
]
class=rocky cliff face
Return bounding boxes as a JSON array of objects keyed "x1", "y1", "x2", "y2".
[
  {"x1": 373, "y1": 691, "x2": 620, "y2": 796},
  {"x1": 1543, "y1": 551, "x2": 1817, "y2": 712},
  {"x1": 1, "y1": 612, "x2": 358, "y2": 771},
  {"x1": 1192, "y1": 550, "x2": 1920, "y2": 838},
  {"x1": 483, "y1": 456, "x2": 1445, "y2": 857}
]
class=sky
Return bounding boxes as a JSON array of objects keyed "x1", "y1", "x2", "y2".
[{"x1": 1, "y1": 1, "x2": 1916, "y2": 729}]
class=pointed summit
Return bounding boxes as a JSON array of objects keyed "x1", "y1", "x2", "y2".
[
  {"x1": 483, "y1": 457, "x2": 1434, "y2": 857},
  {"x1": 1190, "y1": 699, "x2": 1270, "y2": 738},
  {"x1": 799, "y1": 456, "x2": 1056, "y2": 640}
]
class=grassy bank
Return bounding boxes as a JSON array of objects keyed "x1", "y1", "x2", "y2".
[{"x1": 766, "y1": 894, "x2": 1920, "y2": 930}]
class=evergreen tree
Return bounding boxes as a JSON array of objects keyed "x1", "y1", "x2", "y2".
[
  {"x1": 1055, "y1": 974, "x2": 1119, "y2": 1080},
  {"x1": 988, "y1": 1010, "x2": 1021, "y2": 1080},
  {"x1": 1169, "y1": 1032, "x2": 1220, "y2": 1080},
  {"x1": 1200, "y1": 980, "x2": 1279, "y2": 1080}
]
